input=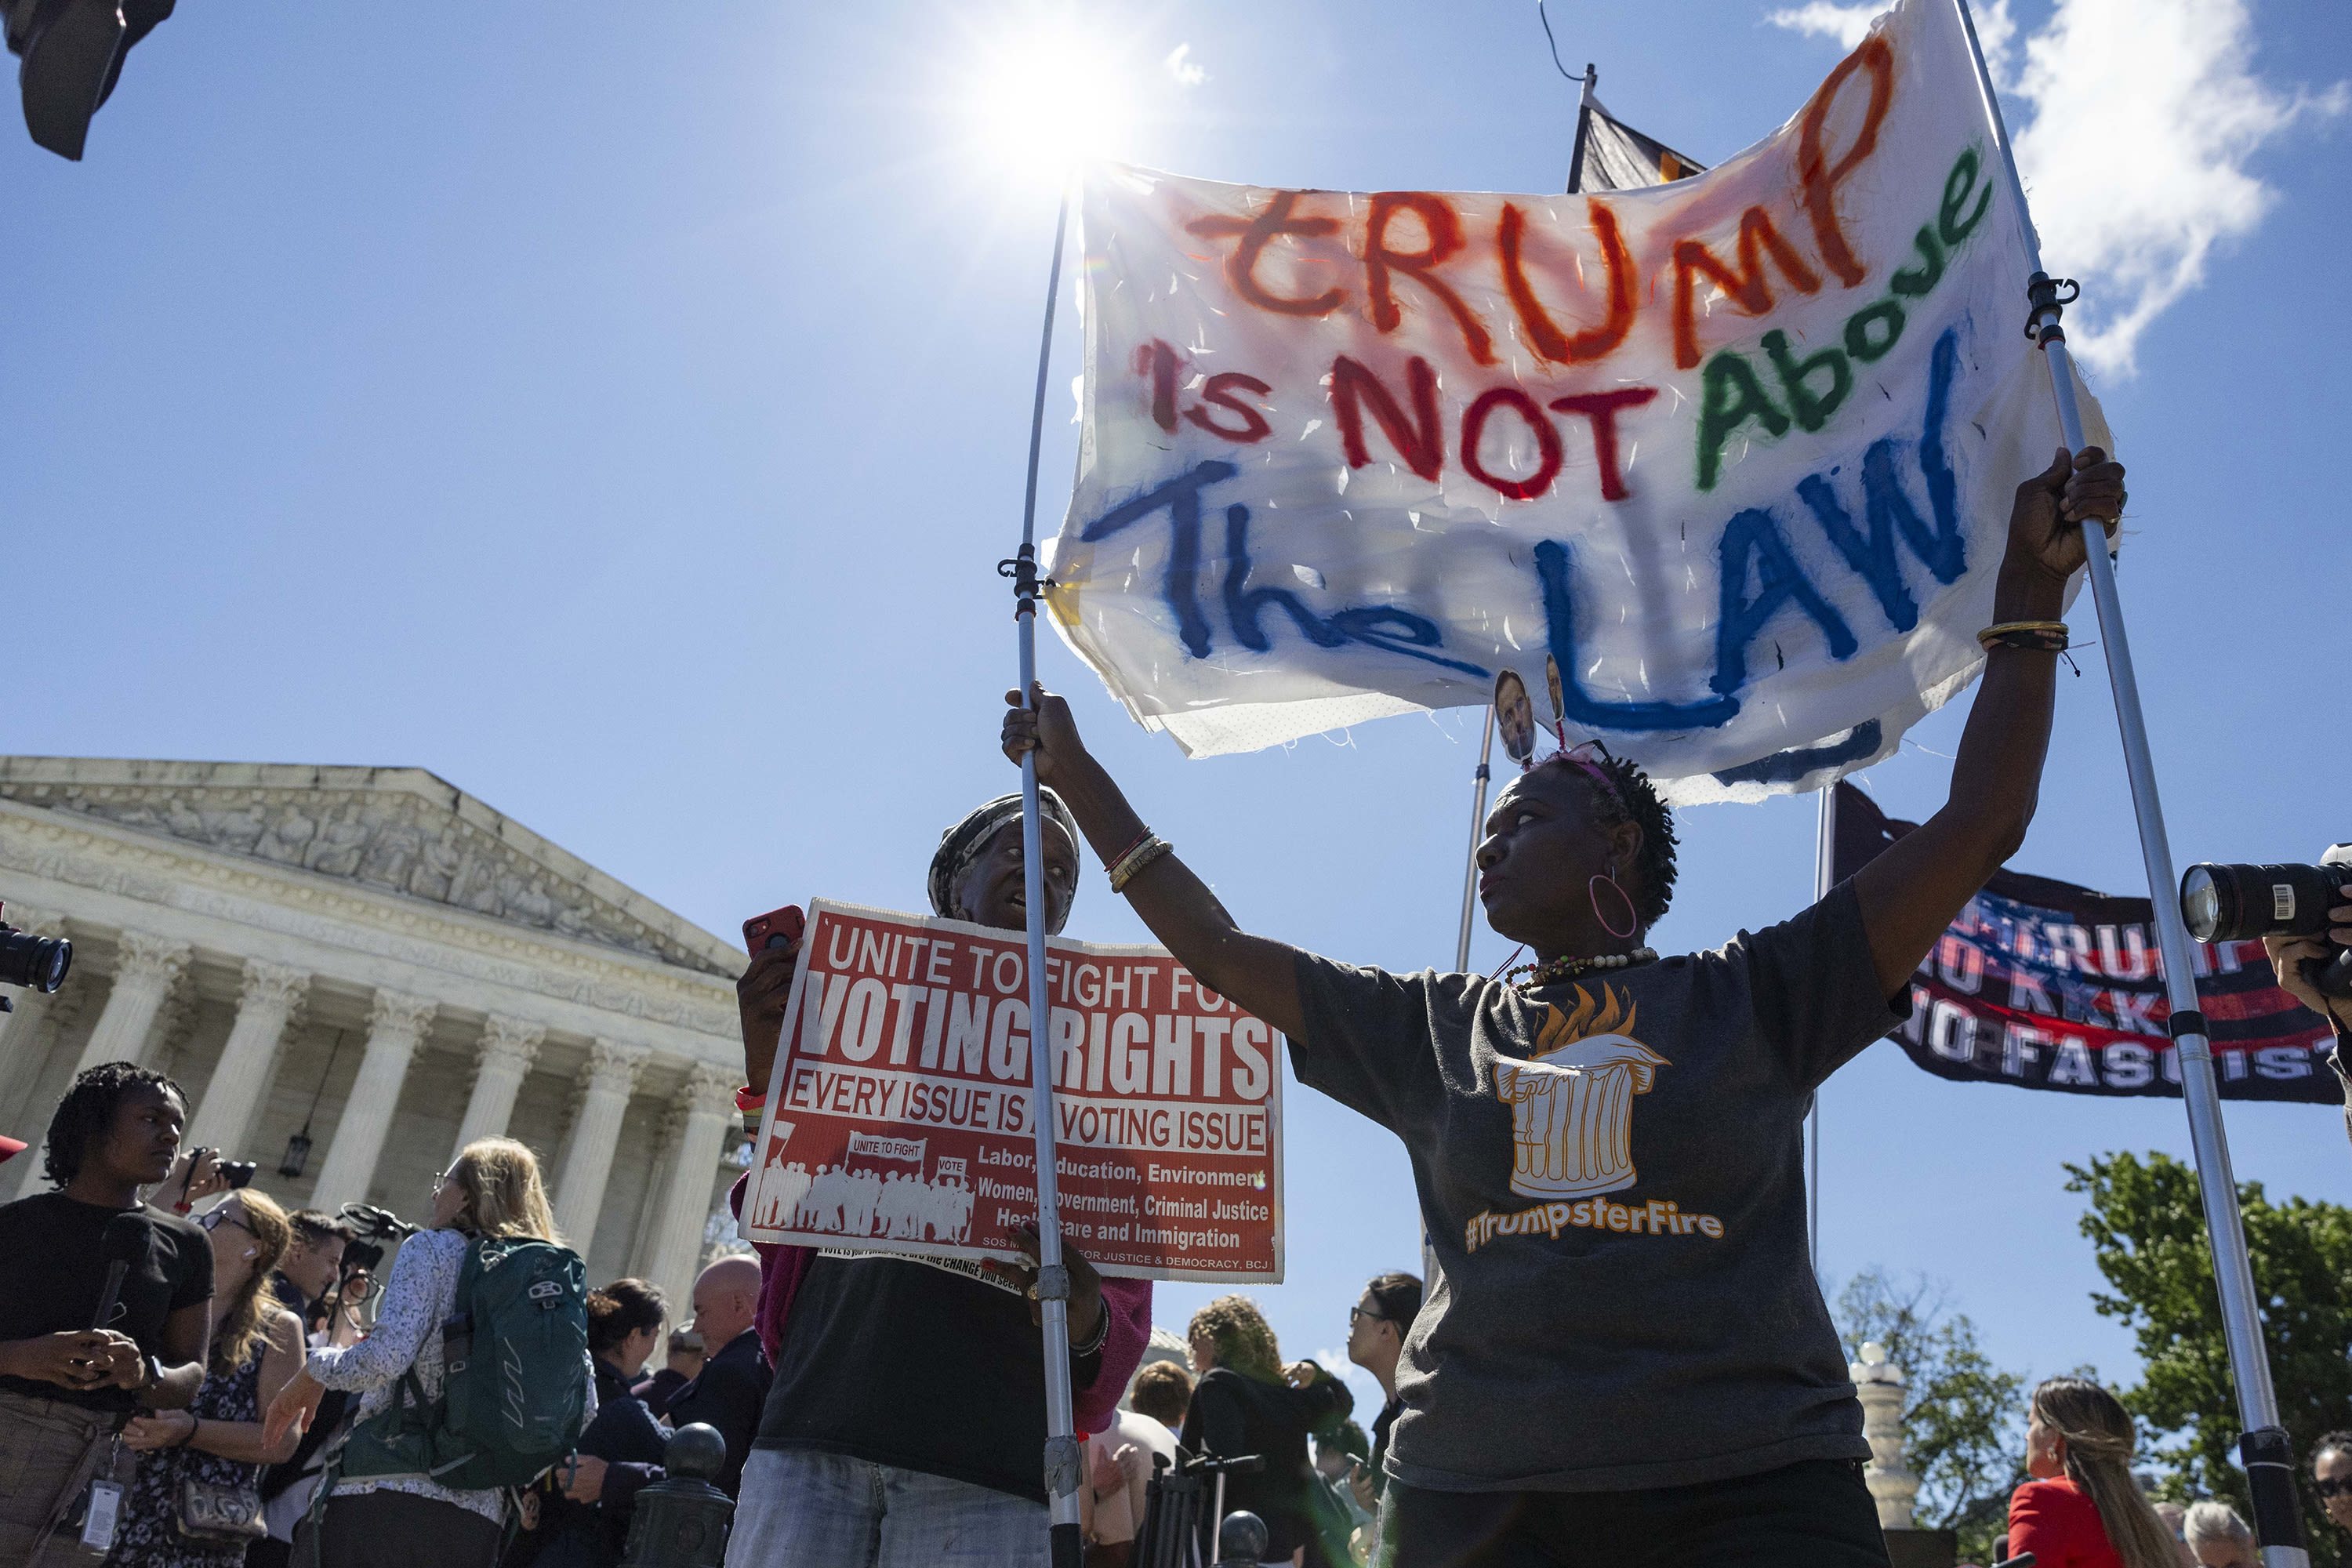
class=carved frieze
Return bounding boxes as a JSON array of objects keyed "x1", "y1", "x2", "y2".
[{"x1": 0, "y1": 776, "x2": 725, "y2": 976}]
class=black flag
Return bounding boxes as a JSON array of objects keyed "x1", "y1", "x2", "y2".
[
  {"x1": 1831, "y1": 782, "x2": 2343, "y2": 1105},
  {"x1": 1568, "y1": 96, "x2": 1707, "y2": 194}
]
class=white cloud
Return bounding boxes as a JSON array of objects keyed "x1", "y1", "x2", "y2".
[
  {"x1": 1163, "y1": 42, "x2": 1207, "y2": 89},
  {"x1": 1769, "y1": 0, "x2": 2343, "y2": 375},
  {"x1": 1766, "y1": 2, "x2": 1881, "y2": 47}
]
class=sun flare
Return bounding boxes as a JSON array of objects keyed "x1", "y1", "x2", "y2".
[{"x1": 963, "y1": 18, "x2": 1135, "y2": 173}]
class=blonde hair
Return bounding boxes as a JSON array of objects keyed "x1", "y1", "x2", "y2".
[
  {"x1": 1189, "y1": 1295, "x2": 1283, "y2": 1385},
  {"x1": 2031, "y1": 1378, "x2": 2176, "y2": 1568},
  {"x1": 445, "y1": 1137, "x2": 560, "y2": 1243},
  {"x1": 210, "y1": 1189, "x2": 292, "y2": 1375}
]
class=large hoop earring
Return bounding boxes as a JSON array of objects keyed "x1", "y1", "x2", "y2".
[{"x1": 1589, "y1": 869, "x2": 1639, "y2": 940}]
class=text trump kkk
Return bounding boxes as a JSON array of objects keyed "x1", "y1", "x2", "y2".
[{"x1": 744, "y1": 900, "x2": 1284, "y2": 1283}]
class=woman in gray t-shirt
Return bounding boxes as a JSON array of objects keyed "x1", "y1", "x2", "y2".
[{"x1": 1000, "y1": 445, "x2": 2124, "y2": 1566}]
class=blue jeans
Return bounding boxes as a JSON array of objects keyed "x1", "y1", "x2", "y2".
[{"x1": 725, "y1": 1448, "x2": 1048, "y2": 1567}]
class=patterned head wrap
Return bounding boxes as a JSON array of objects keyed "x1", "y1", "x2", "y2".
[{"x1": 927, "y1": 789, "x2": 1082, "y2": 934}]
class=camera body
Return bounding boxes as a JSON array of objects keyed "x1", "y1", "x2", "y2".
[
  {"x1": 2181, "y1": 844, "x2": 2352, "y2": 1000},
  {"x1": 179, "y1": 1145, "x2": 256, "y2": 1200},
  {"x1": 336, "y1": 1203, "x2": 415, "y2": 1276},
  {"x1": 2, "y1": 0, "x2": 176, "y2": 160}
]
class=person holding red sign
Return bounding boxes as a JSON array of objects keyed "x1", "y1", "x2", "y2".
[
  {"x1": 1002, "y1": 448, "x2": 2127, "y2": 1568},
  {"x1": 724, "y1": 791, "x2": 1155, "y2": 1568}
]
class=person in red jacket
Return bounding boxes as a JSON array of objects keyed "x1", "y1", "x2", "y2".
[{"x1": 2008, "y1": 1378, "x2": 2178, "y2": 1568}]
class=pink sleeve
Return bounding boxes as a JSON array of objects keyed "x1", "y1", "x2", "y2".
[
  {"x1": 730, "y1": 1172, "x2": 815, "y2": 1365},
  {"x1": 1076, "y1": 1278, "x2": 1155, "y2": 1436}
]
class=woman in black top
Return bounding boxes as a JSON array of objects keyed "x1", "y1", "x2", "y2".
[
  {"x1": 1181, "y1": 1296, "x2": 1352, "y2": 1568},
  {"x1": 0, "y1": 1063, "x2": 214, "y2": 1565},
  {"x1": 524, "y1": 1279, "x2": 673, "y2": 1568}
]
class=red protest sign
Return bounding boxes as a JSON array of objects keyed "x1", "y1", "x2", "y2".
[{"x1": 742, "y1": 900, "x2": 1284, "y2": 1283}]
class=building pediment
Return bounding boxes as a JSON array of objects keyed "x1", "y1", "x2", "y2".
[{"x1": 0, "y1": 757, "x2": 740, "y2": 978}]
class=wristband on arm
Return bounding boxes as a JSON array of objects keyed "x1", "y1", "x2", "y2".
[{"x1": 1071, "y1": 1302, "x2": 1109, "y2": 1358}]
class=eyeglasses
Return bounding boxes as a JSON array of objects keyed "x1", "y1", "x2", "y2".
[
  {"x1": 197, "y1": 1209, "x2": 252, "y2": 1238},
  {"x1": 2314, "y1": 1476, "x2": 2352, "y2": 1499},
  {"x1": 1348, "y1": 1306, "x2": 1391, "y2": 1329}
]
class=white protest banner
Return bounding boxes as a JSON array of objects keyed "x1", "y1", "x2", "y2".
[
  {"x1": 1045, "y1": 0, "x2": 2110, "y2": 800},
  {"x1": 743, "y1": 900, "x2": 1283, "y2": 1283}
]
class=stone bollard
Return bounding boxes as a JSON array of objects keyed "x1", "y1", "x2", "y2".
[
  {"x1": 1851, "y1": 1341, "x2": 1920, "y2": 1530},
  {"x1": 619, "y1": 1422, "x2": 734, "y2": 1568}
]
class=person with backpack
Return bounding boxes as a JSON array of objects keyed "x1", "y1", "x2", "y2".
[{"x1": 261, "y1": 1138, "x2": 590, "y2": 1568}]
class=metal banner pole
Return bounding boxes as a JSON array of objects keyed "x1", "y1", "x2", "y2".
[
  {"x1": 1454, "y1": 707, "x2": 1497, "y2": 972},
  {"x1": 1955, "y1": 5, "x2": 2305, "y2": 1561},
  {"x1": 1006, "y1": 183, "x2": 1084, "y2": 1568},
  {"x1": 1809, "y1": 782, "x2": 1836, "y2": 1272}
]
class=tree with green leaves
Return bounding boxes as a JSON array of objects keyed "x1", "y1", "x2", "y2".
[
  {"x1": 1836, "y1": 1268, "x2": 2031, "y2": 1563},
  {"x1": 2067, "y1": 1150, "x2": 2352, "y2": 1567}
]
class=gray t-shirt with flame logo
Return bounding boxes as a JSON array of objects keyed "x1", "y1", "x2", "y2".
[{"x1": 1290, "y1": 883, "x2": 1905, "y2": 1494}]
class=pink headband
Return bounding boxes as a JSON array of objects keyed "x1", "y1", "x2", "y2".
[{"x1": 1549, "y1": 741, "x2": 1628, "y2": 815}]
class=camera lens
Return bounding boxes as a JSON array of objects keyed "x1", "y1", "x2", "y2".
[
  {"x1": 0, "y1": 927, "x2": 72, "y2": 993},
  {"x1": 2179, "y1": 862, "x2": 2339, "y2": 943},
  {"x1": 2180, "y1": 866, "x2": 2226, "y2": 943}
]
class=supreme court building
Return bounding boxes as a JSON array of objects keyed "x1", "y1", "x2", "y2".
[{"x1": 0, "y1": 757, "x2": 750, "y2": 1316}]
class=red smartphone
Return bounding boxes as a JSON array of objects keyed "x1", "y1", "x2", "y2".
[{"x1": 742, "y1": 905, "x2": 804, "y2": 954}]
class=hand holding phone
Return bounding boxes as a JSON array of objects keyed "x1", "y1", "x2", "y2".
[
  {"x1": 738, "y1": 906, "x2": 805, "y2": 1098},
  {"x1": 742, "y1": 906, "x2": 804, "y2": 953}
]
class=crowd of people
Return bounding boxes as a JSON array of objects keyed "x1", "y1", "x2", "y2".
[
  {"x1": 1, "y1": 437, "x2": 2349, "y2": 1568},
  {"x1": 2, "y1": 1057, "x2": 2333, "y2": 1568}
]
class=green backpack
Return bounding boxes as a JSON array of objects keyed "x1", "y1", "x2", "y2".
[{"x1": 336, "y1": 1235, "x2": 590, "y2": 1492}]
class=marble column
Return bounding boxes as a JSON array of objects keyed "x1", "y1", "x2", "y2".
[
  {"x1": 0, "y1": 903, "x2": 65, "y2": 1111},
  {"x1": 451, "y1": 1015, "x2": 544, "y2": 1157},
  {"x1": 553, "y1": 1040, "x2": 648, "y2": 1251},
  {"x1": 70, "y1": 931, "x2": 191, "y2": 1077},
  {"x1": 1852, "y1": 1341, "x2": 1918, "y2": 1529},
  {"x1": 625, "y1": 1103, "x2": 687, "y2": 1279},
  {"x1": 308, "y1": 992, "x2": 437, "y2": 1214},
  {"x1": 184, "y1": 960, "x2": 310, "y2": 1158},
  {"x1": 645, "y1": 1065, "x2": 740, "y2": 1316},
  {"x1": 2, "y1": 985, "x2": 85, "y2": 1201}
]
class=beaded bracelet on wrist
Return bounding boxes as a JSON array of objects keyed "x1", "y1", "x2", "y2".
[
  {"x1": 1107, "y1": 836, "x2": 1172, "y2": 893},
  {"x1": 1977, "y1": 619, "x2": 2069, "y2": 653}
]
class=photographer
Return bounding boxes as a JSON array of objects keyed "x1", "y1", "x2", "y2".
[
  {"x1": 252, "y1": 1215, "x2": 367, "y2": 1568},
  {"x1": 2262, "y1": 882, "x2": 2352, "y2": 1145},
  {"x1": 263, "y1": 1138, "x2": 571, "y2": 1567},
  {"x1": 723, "y1": 790, "x2": 1154, "y2": 1565},
  {"x1": 0, "y1": 1063, "x2": 214, "y2": 1566},
  {"x1": 1001, "y1": 448, "x2": 2126, "y2": 1566},
  {"x1": 111, "y1": 1190, "x2": 306, "y2": 1568},
  {"x1": 268, "y1": 1212, "x2": 352, "y2": 1324}
]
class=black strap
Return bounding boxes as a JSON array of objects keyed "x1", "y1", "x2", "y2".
[{"x1": 2168, "y1": 1010, "x2": 2209, "y2": 1040}]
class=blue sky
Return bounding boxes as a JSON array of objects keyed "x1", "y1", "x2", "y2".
[{"x1": 5, "y1": 1, "x2": 2346, "y2": 1432}]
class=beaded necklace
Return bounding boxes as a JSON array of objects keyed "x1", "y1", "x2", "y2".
[{"x1": 1507, "y1": 947, "x2": 1659, "y2": 991}]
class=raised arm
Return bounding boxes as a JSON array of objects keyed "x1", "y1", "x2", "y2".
[
  {"x1": 1002, "y1": 687, "x2": 1307, "y2": 1040},
  {"x1": 1852, "y1": 446, "x2": 2126, "y2": 997}
]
